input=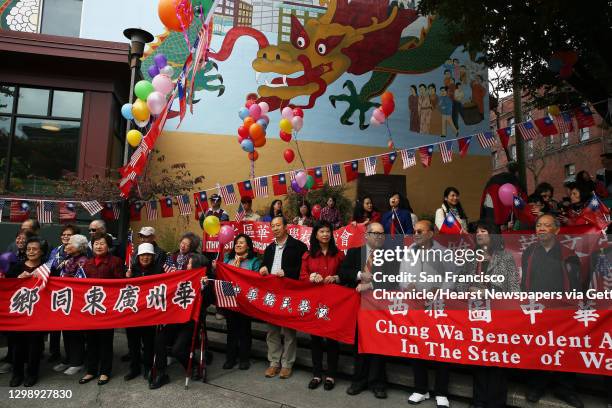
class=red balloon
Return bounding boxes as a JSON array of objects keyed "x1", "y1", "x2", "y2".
[
  {"x1": 248, "y1": 151, "x2": 259, "y2": 161},
  {"x1": 245, "y1": 100, "x2": 255, "y2": 108},
  {"x1": 238, "y1": 125, "x2": 249, "y2": 138},
  {"x1": 381, "y1": 100, "x2": 395, "y2": 117},
  {"x1": 279, "y1": 131, "x2": 292, "y2": 142},
  {"x1": 311, "y1": 204, "x2": 322, "y2": 220},
  {"x1": 292, "y1": 107, "x2": 304, "y2": 118},
  {"x1": 381, "y1": 91, "x2": 394, "y2": 104},
  {"x1": 284, "y1": 149, "x2": 295, "y2": 163}
]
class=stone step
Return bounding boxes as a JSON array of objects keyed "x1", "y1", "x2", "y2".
[{"x1": 204, "y1": 314, "x2": 607, "y2": 408}]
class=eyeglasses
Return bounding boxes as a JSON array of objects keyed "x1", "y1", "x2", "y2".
[
  {"x1": 89, "y1": 228, "x2": 97, "y2": 232},
  {"x1": 367, "y1": 232, "x2": 384, "y2": 237}
]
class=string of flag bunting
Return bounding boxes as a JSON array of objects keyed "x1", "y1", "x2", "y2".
[{"x1": 0, "y1": 198, "x2": 120, "y2": 224}]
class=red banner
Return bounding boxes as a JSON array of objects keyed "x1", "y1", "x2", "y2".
[
  {"x1": 216, "y1": 263, "x2": 359, "y2": 344},
  {"x1": 0, "y1": 269, "x2": 204, "y2": 331},
  {"x1": 358, "y1": 295, "x2": 612, "y2": 375},
  {"x1": 203, "y1": 222, "x2": 366, "y2": 254}
]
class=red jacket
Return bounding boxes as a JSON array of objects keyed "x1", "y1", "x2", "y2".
[
  {"x1": 300, "y1": 250, "x2": 345, "y2": 281},
  {"x1": 84, "y1": 254, "x2": 125, "y2": 279}
]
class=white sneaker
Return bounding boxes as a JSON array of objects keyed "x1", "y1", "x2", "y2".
[
  {"x1": 408, "y1": 392, "x2": 430, "y2": 404},
  {"x1": 63, "y1": 365, "x2": 83, "y2": 375},
  {"x1": 0, "y1": 362, "x2": 11, "y2": 374},
  {"x1": 435, "y1": 396, "x2": 450, "y2": 408},
  {"x1": 53, "y1": 363, "x2": 70, "y2": 372}
]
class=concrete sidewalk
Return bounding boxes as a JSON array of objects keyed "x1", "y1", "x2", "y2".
[{"x1": 0, "y1": 334, "x2": 471, "y2": 408}]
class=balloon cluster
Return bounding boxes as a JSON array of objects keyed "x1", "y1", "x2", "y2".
[
  {"x1": 237, "y1": 99, "x2": 270, "y2": 161},
  {"x1": 278, "y1": 106, "x2": 304, "y2": 163},
  {"x1": 203, "y1": 215, "x2": 235, "y2": 245},
  {"x1": 290, "y1": 169, "x2": 314, "y2": 195},
  {"x1": 549, "y1": 51, "x2": 578, "y2": 80},
  {"x1": 370, "y1": 91, "x2": 396, "y2": 126},
  {"x1": 121, "y1": 53, "x2": 174, "y2": 147},
  {"x1": 158, "y1": 0, "x2": 193, "y2": 32}
]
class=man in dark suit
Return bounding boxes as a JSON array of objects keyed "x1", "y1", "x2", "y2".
[
  {"x1": 340, "y1": 222, "x2": 397, "y2": 399},
  {"x1": 259, "y1": 216, "x2": 308, "y2": 379}
]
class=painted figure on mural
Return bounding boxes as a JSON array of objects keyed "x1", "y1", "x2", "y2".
[
  {"x1": 439, "y1": 86, "x2": 457, "y2": 137},
  {"x1": 471, "y1": 75, "x2": 487, "y2": 116},
  {"x1": 408, "y1": 84, "x2": 420, "y2": 133},
  {"x1": 428, "y1": 83, "x2": 442, "y2": 136},
  {"x1": 418, "y1": 83, "x2": 432, "y2": 134}
]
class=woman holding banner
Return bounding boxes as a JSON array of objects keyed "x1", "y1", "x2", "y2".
[
  {"x1": 79, "y1": 233, "x2": 124, "y2": 386},
  {"x1": 300, "y1": 221, "x2": 345, "y2": 391}
]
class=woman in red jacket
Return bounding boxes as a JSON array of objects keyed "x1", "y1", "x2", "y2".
[
  {"x1": 300, "y1": 221, "x2": 345, "y2": 391},
  {"x1": 79, "y1": 233, "x2": 124, "y2": 386}
]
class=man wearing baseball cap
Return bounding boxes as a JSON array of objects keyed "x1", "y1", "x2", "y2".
[
  {"x1": 198, "y1": 194, "x2": 229, "y2": 230},
  {"x1": 128, "y1": 227, "x2": 167, "y2": 277}
]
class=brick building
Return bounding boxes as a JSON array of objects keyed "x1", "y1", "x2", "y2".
[{"x1": 490, "y1": 94, "x2": 612, "y2": 199}]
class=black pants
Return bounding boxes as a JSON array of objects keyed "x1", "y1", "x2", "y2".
[
  {"x1": 226, "y1": 311, "x2": 251, "y2": 363},
  {"x1": 49, "y1": 331, "x2": 61, "y2": 356},
  {"x1": 412, "y1": 359, "x2": 450, "y2": 396},
  {"x1": 351, "y1": 329, "x2": 386, "y2": 389},
  {"x1": 85, "y1": 329, "x2": 114, "y2": 376},
  {"x1": 472, "y1": 366, "x2": 507, "y2": 407},
  {"x1": 126, "y1": 326, "x2": 155, "y2": 372},
  {"x1": 63, "y1": 331, "x2": 85, "y2": 367},
  {"x1": 311, "y1": 335, "x2": 339, "y2": 379},
  {"x1": 154, "y1": 322, "x2": 194, "y2": 371},
  {"x1": 528, "y1": 370, "x2": 578, "y2": 398},
  {"x1": 12, "y1": 332, "x2": 43, "y2": 379}
]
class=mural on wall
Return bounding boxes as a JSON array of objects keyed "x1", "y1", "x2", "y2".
[
  {"x1": 139, "y1": 0, "x2": 488, "y2": 146},
  {"x1": 0, "y1": 0, "x2": 40, "y2": 33}
]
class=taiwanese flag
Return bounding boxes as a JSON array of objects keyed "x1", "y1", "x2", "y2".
[
  {"x1": 457, "y1": 136, "x2": 472, "y2": 158},
  {"x1": 59, "y1": 202, "x2": 77, "y2": 223},
  {"x1": 159, "y1": 197, "x2": 174, "y2": 218},
  {"x1": 575, "y1": 105, "x2": 595, "y2": 129},
  {"x1": 307, "y1": 167, "x2": 324, "y2": 190},
  {"x1": 193, "y1": 191, "x2": 209, "y2": 221},
  {"x1": 513, "y1": 195, "x2": 537, "y2": 228},
  {"x1": 237, "y1": 180, "x2": 255, "y2": 199},
  {"x1": 10, "y1": 201, "x2": 30, "y2": 222},
  {"x1": 272, "y1": 173, "x2": 287, "y2": 195},
  {"x1": 534, "y1": 116, "x2": 558, "y2": 136},
  {"x1": 496, "y1": 127, "x2": 512, "y2": 149},
  {"x1": 344, "y1": 160, "x2": 359, "y2": 182},
  {"x1": 101, "y1": 202, "x2": 116, "y2": 221},
  {"x1": 418, "y1": 145, "x2": 434, "y2": 167},
  {"x1": 582, "y1": 194, "x2": 610, "y2": 230},
  {"x1": 381, "y1": 152, "x2": 397, "y2": 175},
  {"x1": 439, "y1": 212, "x2": 462, "y2": 234},
  {"x1": 129, "y1": 202, "x2": 143, "y2": 221}
]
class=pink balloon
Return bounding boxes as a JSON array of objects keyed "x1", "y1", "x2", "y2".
[
  {"x1": 258, "y1": 101, "x2": 269, "y2": 114},
  {"x1": 218, "y1": 225, "x2": 235, "y2": 245},
  {"x1": 249, "y1": 103, "x2": 262, "y2": 121},
  {"x1": 291, "y1": 116, "x2": 303, "y2": 132},
  {"x1": 370, "y1": 116, "x2": 381, "y2": 126},
  {"x1": 372, "y1": 108, "x2": 386, "y2": 123},
  {"x1": 152, "y1": 74, "x2": 174, "y2": 96},
  {"x1": 281, "y1": 106, "x2": 294, "y2": 120},
  {"x1": 146, "y1": 91, "x2": 166, "y2": 115},
  {"x1": 295, "y1": 170, "x2": 308, "y2": 188},
  {"x1": 498, "y1": 183, "x2": 518, "y2": 207}
]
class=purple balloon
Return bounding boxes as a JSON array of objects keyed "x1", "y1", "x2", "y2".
[
  {"x1": 291, "y1": 180, "x2": 304, "y2": 194},
  {"x1": 154, "y1": 54, "x2": 168, "y2": 69},
  {"x1": 0, "y1": 251, "x2": 17, "y2": 274},
  {"x1": 147, "y1": 64, "x2": 160, "y2": 79}
]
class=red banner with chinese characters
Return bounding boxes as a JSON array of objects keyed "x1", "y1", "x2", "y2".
[
  {"x1": 0, "y1": 269, "x2": 204, "y2": 331},
  {"x1": 216, "y1": 263, "x2": 359, "y2": 344},
  {"x1": 203, "y1": 222, "x2": 366, "y2": 254},
  {"x1": 358, "y1": 295, "x2": 612, "y2": 375}
]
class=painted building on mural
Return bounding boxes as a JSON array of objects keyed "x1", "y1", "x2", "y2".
[{"x1": 1, "y1": 0, "x2": 493, "y2": 243}]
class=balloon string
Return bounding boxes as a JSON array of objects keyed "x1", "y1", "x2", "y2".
[
  {"x1": 293, "y1": 131, "x2": 307, "y2": 169},
  {"x1": 385, "y1": 120, "x2": 396, "y2": 150},
  {"x1": 250, "y1": 159, "x2": 255, "y2": 180},
  {"x1": 176, "y1": 0, "x2": 192, "y2": 50}
]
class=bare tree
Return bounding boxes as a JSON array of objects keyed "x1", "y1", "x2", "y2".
[{"x1": 488, "y1": 67, "x2": 512, "y2": 161}]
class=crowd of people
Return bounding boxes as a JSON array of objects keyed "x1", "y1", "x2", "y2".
[{"x1": 0, "y1": 165, "x2": 610, "y2": 408}]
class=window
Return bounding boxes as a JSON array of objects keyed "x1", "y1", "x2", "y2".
[
  {"x1": 295, "y1": 10, "x2": 304, "y2": 16},
  {"x1": 508, "y1": 117, "x2": 515, "y2": 136},
  {"x1": 281, "y1": 34, "x2": 289, "y2": 42},
  {"x1": 510, "y1": 144, "x2": 517, "y2": 161},
  {"x1": 0, "y1": 85, "x2": 83, "y2": 195},
  {"x1": 282, "y1": 15, "x2": 290, "y2": 23},
  {"x1": 41, "y1": 0, "x2": 83, "y2": 37},
  {"x1": 565, "y1": 164, "x2": 576, "y2": 178},
  {"x1": 580, "y1": 127, "x2": 590, "y2": 141},
  {"x1": 281, "y1": 25, "x2": 290, "y2": 33},
  {"x1": 527, "y1": 140, "x2": 534, "y2": 158},
  {"x1": 561, "y1": 132, "x2": 569, "y2": 146}
]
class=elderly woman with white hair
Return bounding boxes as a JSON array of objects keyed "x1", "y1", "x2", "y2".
[{"x1": 51, "y1": 234, "x2": 89, "y2": 376}]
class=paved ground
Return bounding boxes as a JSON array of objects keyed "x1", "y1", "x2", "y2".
[{"x1": 0, "y1": 334, "x2": 472, "y2": 408}]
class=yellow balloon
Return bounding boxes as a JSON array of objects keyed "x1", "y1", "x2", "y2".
[
  {"x1": 547, "y1": 105, "x2": 560, "y2": 116},
  {"x1": 132, "y1": 99, "x2": 150, "y2": 122},
  {"x1": 126, "y1": 129, "x2": 143, "y2": 147},
  {"x1": 203, "y1": 215, "x2": 221, "y2": 236},
  {"x1": 279, "y1": 118, "x2": 293, "y2": 134}
]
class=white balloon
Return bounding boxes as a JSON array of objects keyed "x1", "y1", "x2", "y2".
[
  {"x1": 159, "y1": 65, "x2": 174, "y2": 77},
  {"x1": 258, "y1": 101, "x2": 269, "y2": 114},
  {"x1": 134, "y1": 119, "x2": 149, "y2": 128}
]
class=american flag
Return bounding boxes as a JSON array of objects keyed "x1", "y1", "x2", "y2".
[
  {"x1": 363, "y1": 156, "x2": 377, "y2": 176},
  {"x1": 220, "y1": 184, "x2": 238, "y2": 205},
  {"x1": 32, "y1": 261, "x2": 51, "y2": 290},
  {"x1": 81, "y1": 200, "x2": 103, "y2": 216},
  {"x1": 400, "y1": 149, "x2": 416, "y2": 169},
  {"x1": 176, "y1": 194, "x2": 192, "y2": 216},
  {"x1": 326, "y1": 163, "x2": 342, "y2": 186},
  {"x1": 145, "y1": 200, "x2": 158, "y2": 220},
  {"x1": 476, "y1": 131, "x2": 496, "y2": 149},
  {"x1": 554, "y1": 112, "x2": 574, "y2": 133},
  {"x1": 439, "y1": 141, "x2": 454, "y2": 164},
  {"x1": 37, "y1": 201, "x2": 54, "y2": 224},
  {"x1": 111, "y1": 202, "x2": 120, "y2": 220},
  {"x1": 235, "y1": 203, "x2": 245, "y2": 221},
  {"x1": 214, "y1": 280, "x2": 238, "y2": 308},
  {"x1": 254, "y1": 177, "x2": 269, "y2": 198},
  {"x1": 516, "y1": 120, "x2": 539, "y2": 140},
  {"x1": 0, "y1": 199, "x2": 4, "y2": 221},
  {"x1": 59, "y1": 202, "x2": 77, "y2": 222}
]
